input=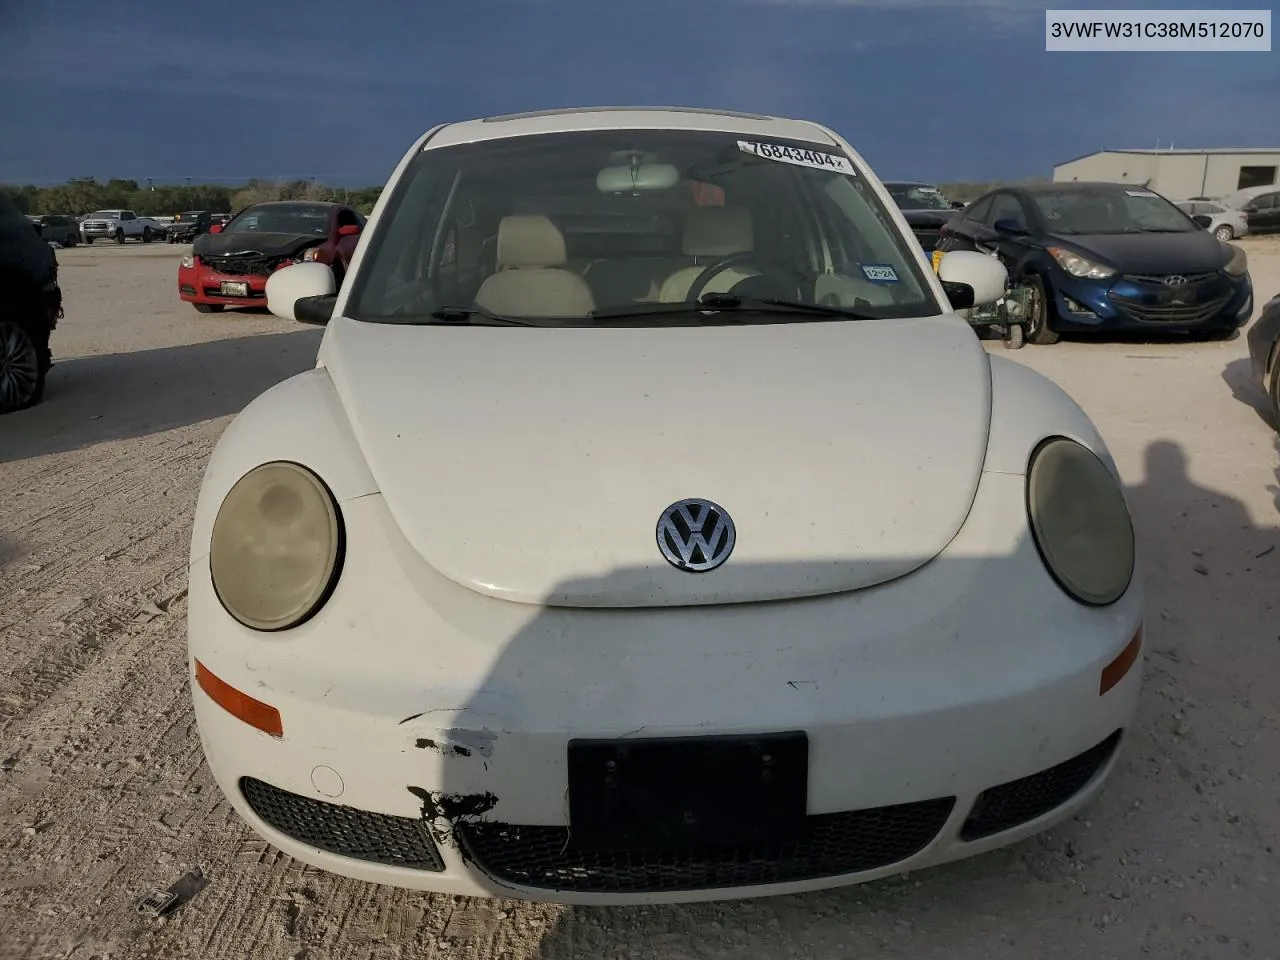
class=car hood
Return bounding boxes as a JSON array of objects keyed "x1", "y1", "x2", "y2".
[
  {"x1": 193, "y1": 231, "x2": 321, "y2": 259},
  {"x1": 1049, "y1": 230, "x2": 1231, "y2": 274},
  {"x1": 319, "y1": 313, "x2": 992, "y2": 607}
]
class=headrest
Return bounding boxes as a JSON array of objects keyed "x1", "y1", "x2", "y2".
[
  {"x1": 681, "y1": 207, "x2": 753, "y2": 257},
  {"x1": 496, "y1": 214, "x2": 567, "y2": 268}
]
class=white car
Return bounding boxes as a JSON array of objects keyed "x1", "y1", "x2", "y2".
[
  {"x1": 188, "y1": 106, "x2": 1143, "y2": 905},
  {"x1": 1174, "y1": 199, "x2": 1250, "y2": 242}
]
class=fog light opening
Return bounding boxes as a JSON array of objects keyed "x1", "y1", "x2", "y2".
[
  {"x1": 195, "y1": 659, "x2": 284, "y2": 737},
  {"x1": 1100, "y1": 625, "x2": 1143, "y2": 696},
  {"x1": 1063, "y1": 296, "x2": 1094, "y2": 316}
]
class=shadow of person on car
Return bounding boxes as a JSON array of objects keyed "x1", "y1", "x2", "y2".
[
  {"x1": 0, "y1": 328, "x2": 322, "y2": 463},
  {"x1": 393, "y1": 439, "x2": 1276, "y2": 959},
  {"x1": 394, "y1": 464, "x2": 1154, "y2": 958}
]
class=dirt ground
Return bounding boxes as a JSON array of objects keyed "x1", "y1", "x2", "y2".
[{"x1": 2, "y1": 239, "x2": 1278, "y2": 960}]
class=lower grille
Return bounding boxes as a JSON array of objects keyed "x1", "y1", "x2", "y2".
[
  {"x1": 458, "y1": 797, "x2": 955, "y2": 894},
  {"x1": 1112, "y1": 295, "x2": 1231, "y2": 324},
  {"x1": 240, "y1": 777, "x2": 445, "y2": 871},
  {"x1": 960, "y1": 730, "x2": 1122, "y2": 841}
]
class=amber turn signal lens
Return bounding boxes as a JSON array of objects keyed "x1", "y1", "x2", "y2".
[
  {"x1": 195, "y1": 659, "x2": 283, "y2": 738},
  {"x1": 1099, "y1": 625, "x2": 1143, "y2": 696}
]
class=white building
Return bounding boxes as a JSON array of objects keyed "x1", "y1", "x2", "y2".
[{"x1": 1052, "y1": 148, "x2": 1280, "y2": 201}]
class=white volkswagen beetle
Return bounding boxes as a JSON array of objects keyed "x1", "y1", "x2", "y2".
[{"x1": 189, "y1": 107, "x2": 1142, "y2": 905}]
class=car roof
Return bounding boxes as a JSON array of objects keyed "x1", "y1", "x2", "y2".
[
  {"x1": 240, "y1": 201, "x2": 341, "y2": 211},
  {"x1": 883, "y1": 180, "x2": 938, "y2": 187},
  {"x1": 423, "y1": 106, "x2": 841, "y2": 150},
  {"x1": 1017, "y1": 181, "x2": 1159, "y2": 195}
]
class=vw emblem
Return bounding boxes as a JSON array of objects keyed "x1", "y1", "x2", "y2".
[
  {"x1": 1163, "y1": 275, "x2": 1187, "y2": 286},
  {"x1": 656, "y1": 499, "x2": 735, "y2": 572}
]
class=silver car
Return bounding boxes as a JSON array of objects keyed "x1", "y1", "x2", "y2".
[{"x1": 1175, "y1": 199, "x2": 1250, "y2": 242}]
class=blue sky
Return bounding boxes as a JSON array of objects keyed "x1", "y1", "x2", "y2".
[{"x1": 0, "y1": 0, "x2": 1275, "y2": 186}]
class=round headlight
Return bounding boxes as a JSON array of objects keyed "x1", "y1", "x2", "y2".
[
  {"x1": 210, "y1": 461, "x2": 343, "y2": 631},
  {"x1": 1027, "y1": 438, "x2": 1135, "y2": 606}
]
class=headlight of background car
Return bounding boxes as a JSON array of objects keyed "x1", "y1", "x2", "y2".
[
  {"x1": 1027, "y1": 438, "x2": 1135, "y2": 606},
  {"x1": 1047, "y1": 247, "x2": 1116, "y2": 280},
  {"x1": 181, "y1": 255, "x2": 194, "y2": 268},
  {"x1": 303, "y1": 248, "x2": 321, "y2": 262},
  {"x1": 210, "y1": 462, "x2": 344, "y2": 631},
  {"x1": 1223, "y1": 244, "x2": 1248, "y2": 277}
]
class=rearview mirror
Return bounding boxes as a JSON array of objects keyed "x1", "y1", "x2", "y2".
[
  {"x1": 337, "y1": 224, "x2": 361, "y2": 237},
  {"x1": 1191, "y1": 214, "x2": 1212, "y2": 229},
  {"x1": 951, "y1": 200, "x2": 967, "y2": 209},
  {"x1": 993, "y1": 218, "x2": 1027, "y2": 235},
  {"x1": 209, "y1": 223, "x2": 223, "y2": 234},
  {"x1": 937, "y1": 250, "x2": 1007, "y2": 308},
  {"x1": 596, "y1": 163, "x2": 681, "y2": 194},
  {"x1": 265, "y1": 261, "x2": 337, "y2": 322}
]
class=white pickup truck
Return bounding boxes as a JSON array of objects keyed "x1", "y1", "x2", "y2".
[{"x1": 79, "y1": 210, "x2": 168, "y2": 244}]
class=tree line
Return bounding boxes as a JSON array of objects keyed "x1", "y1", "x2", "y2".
[{"x1": 0, "y1": 178, "x2": 384, "y2": 218}]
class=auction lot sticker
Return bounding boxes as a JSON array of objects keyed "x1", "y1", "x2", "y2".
[{"x1": 738, "y1": 141, "x2": 855, "y2": 174}]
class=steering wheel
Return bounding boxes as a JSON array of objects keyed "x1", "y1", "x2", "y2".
[{"x1": 685, "y1": 252, "x2": 803, "y2": 303}]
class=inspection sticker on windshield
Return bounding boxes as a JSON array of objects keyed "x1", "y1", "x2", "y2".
[
  {"x1": 738, "y1": 141, "x2": 855, "y2": 174},
  {"x1": 1125, "y1": 189, "x2": 1158, "y2": 198},
  {"x1": 861, "y1": 264, "x2": 899, "y2": 283}
]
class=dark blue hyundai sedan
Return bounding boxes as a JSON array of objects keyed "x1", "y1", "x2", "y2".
[{"x1": 936, "y1": 182, "x2": 1253, "y2": 345}]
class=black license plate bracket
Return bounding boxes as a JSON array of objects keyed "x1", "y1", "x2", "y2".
[{"x1": 567, "y1": 732, "x2": 808, "y2": 849}]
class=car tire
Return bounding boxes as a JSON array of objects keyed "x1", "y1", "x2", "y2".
[
  {"x1": 1270, "y1": 362, "x2": 1280, "y2": 435},
  {"x1": 1023, "y1": 274, "x2": 1060, "y2": 345},
  {"x1": 1002, "y1": 320, "x2": 1025, "y2": 349},
  {"x1": 1213, "y1": 225, "x2": 1234, "y2": 242},
  {"x1": 193, "y1": 303, "x2": 224, "y2": 314},
  {"x1": 142, "y1": 228, "x2": 153, "y2": 243},
  {"x1": 0, "y1": 319, "x2": 46, "y2": 414},
  {"x1": 65, "y1": 234, "x2": 77, "y2": 248},
  {"x1": 114, "y1": 229, "x2": 125, "y2": 244},
  {"x1": 84, "y1": 237, "x2": 94, "y2": 245}
]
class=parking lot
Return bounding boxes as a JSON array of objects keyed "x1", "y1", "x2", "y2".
[{"x1": 2, "y1": 238, "x2": 1279, "y2": 960}]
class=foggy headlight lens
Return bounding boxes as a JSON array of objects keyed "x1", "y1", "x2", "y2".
[
  {"x1": 1047, "y1": 247, "x2": 1116, "y2": 279},
  {"x1": 181, "y1": 255, "x2": 194, "y2": 268},
  {"x1": 1223, "y1": 244, "x2": 1248, "y2": 277},
  {"x1": 210, "y1": 462, "x2": 343, "y2": 631},
  {"x1": 1027, "y1": 438, "x2": 1134, "y2": 606}
]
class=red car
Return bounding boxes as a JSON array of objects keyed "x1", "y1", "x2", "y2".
[{"x1": 177, "y1": 201, "x2": 363, "y2": 313}]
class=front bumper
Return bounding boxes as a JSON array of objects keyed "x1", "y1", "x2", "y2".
[
  {"x1": 189, "y1": 470, "x2": 1144, "y2": 904},
  {"x1": 1048, "y1": 268, "x2": 1253, "y2": 334},
  {"x1": 178, "y1": 263, "x2": 268, "y2": 307}
]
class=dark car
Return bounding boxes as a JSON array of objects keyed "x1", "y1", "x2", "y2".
[
  {"x1": 177, "y1": 201, "x2": 364, "y2": 313},
  {"x1": 26, "y1": 214, "x2": 79, "y2": 247},
  {"x1": 883, "y1": 181, "x2": 965, "y2": 252},
  {"x1": 936, "y1": 182, "x2": 1253, "y2": 345},
  {"x1": 1240, "y1": 189, "x2": 1280, "y2": 234},
  {"x1": 1246, "y1": 292, "x2": 1280, "y2": 431},
  {"x1": 2, "y1": 194, "x2": 61, "y2": 412},
  {"x1": 168, "y1": 210, "x2": 213, "y2": 243}
]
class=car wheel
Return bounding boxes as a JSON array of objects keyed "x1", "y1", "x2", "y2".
[
  {"x1": 1023, "y1": 274, "x2": 1060, "y2": 345},
  {"x1": 0, "y1": 319, "x2": 45, "y2": 413},
  {"x1": 1002, "y1": 320, "x2": 1025, "y2": 349},
  {"x1": 84, "y1": 237, "x2": 94, "y2": 244},
  {"x1": 1213, "y1": 225, "x2": 1234, "y2": 242},
  {"x1": 193, "y1": 303, "x2": 224, "y2": 314},
  {"x1": 114, "y1": 229, "x2": 125, "y2": 244},
  {"x1": 142, "y1": 228, "x2": 153, "y2": 243},
  {"x1": 1270, "y1": 362, "x2": 1280, "y2": 434},
  {"x1": 65, "y1": 234, "x2": 77, "y2": 247}
]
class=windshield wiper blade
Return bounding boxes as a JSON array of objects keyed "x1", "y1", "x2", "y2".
[
  {"x1": 422, "y1": 305, "x2": 536, "y2": 326},
  {"x1": 591, "y1": 293, "x2": 877, "y2": 322}
]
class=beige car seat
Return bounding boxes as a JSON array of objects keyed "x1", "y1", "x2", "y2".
[
  {"x1": 473, "y1": 215, "x2": 597, "y2": 317},
  {"x1": 658, "y1": 207, "x2": 760, "y2": 303}
]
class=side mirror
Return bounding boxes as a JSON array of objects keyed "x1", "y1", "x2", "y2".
[
  {"x1": 937, "y1": 250, "x2": 1007, "y2": 309},
  {"x1": 992, "y1": 218, "x2": 1027, "y2": 235},
  {"x1": 337, "y1": 224, "x2": 361, "y2": 237},
  {"x1": 951, "y1": 200, "x2": 967, "y2": 209},
  {"x1": 265, "y1": 262, "x2": 337, "y2": 322},
  {"x1": 1191, "y1": 214, "x2": 1213, "y2": 229},
  {"x1": 1242, "y1": 204, "x2": 1258, "y2": 214},
  {"x1": 209, "y1": 223, "x2": 223, "y2": 234}
]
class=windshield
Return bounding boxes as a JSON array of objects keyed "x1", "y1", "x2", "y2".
[
  {"x1": 1032, "y1": 188, "x2": 1198, "y2": 235},
  {"x1": 224, "y1": 204, "x2": 330, "y2": 236},
  {"x1": 346, "y1": 129, "x2": 940, "y2": 327},
  {"x1": 90, "y1": 211, "x2": 120, "y2": 218},
  {"x1": 887, "y1": 183, "x2": 953, "y2": 210}
]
